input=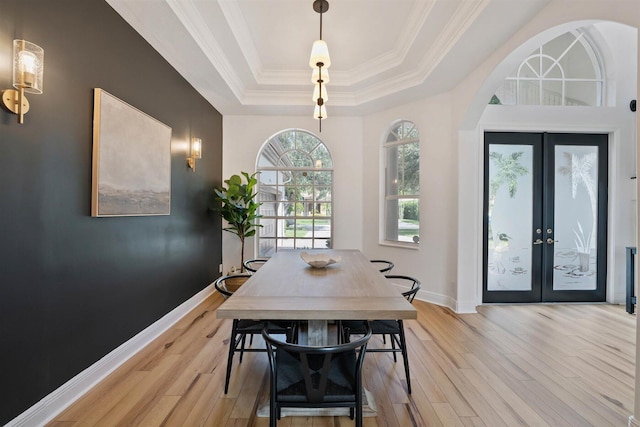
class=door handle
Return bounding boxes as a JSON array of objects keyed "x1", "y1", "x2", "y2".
[
  {"x1": 547, "y1": 238, "x2": 557, "y2": 244},
  {"x1": 533, "y1": 239, "x2": 544, "y2": 245}
]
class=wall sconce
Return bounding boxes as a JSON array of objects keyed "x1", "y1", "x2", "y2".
[
  {"x1": 187, "y1": 137, "x2": 202, "y2": 171},
  {"x1": 1, "y1": 40, "x2": 44, "y2": 124}
]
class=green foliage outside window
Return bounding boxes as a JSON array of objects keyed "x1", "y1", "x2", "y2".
[
  {"x1": 402, "y1": 200, "x2": 419, "y2": 220},
  {"x1": 385, "y1": 120, "x2": 420, "y2": 244}
]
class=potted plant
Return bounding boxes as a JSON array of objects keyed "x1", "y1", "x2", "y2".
[{"x1": 213, "y1": 172, "x2": 262, "y2": 273}]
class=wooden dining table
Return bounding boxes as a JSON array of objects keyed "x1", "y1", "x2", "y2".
[
  {"x1": 216, "y1": 249, "x2": 417, "y2": 345},
  {"x1": 216, "y1": 249, "x2": 417, "y2": 418}
]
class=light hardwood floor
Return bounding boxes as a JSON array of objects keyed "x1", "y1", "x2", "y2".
[{"x1": 49, "y1": 293, "x2": 636, "y2": 426}]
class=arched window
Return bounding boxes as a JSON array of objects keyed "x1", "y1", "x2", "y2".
[
  {"x1": 256, "y1": 129, "x2": 333, "y2": 257},
  {"x1": 492, "y1": 30, "x2": 604, "y2": 106},
  {"x1": 383, "y1": 120, "x2": 420, "y2": 245}
]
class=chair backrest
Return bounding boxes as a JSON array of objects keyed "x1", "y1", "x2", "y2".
[
  {"x1": 262, "y1": 322, "x2": 372, "y2": 404},
  {"x1": 385, "y1": 275, "x2": 421, "y2": 303},
  {"x1": 214, "y1": 273, "x2": 251, "y2": 299},
  {"x1": 370, "y1": 259, "x2": 394, "y2": 274},
  {"x1": 243, "y1": 258, "x2": 269, "y2": 273}
]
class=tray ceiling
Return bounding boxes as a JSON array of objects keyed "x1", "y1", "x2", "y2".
[{"x1": 106, "y1": 0, "x2": 550, "y2": 116}]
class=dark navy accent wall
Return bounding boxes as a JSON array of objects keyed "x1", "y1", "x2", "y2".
[{"x1": 0, "y1": 0, "x2": 222, "y2": 423}]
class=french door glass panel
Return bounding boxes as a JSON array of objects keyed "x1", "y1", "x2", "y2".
[
  {"x1": 483, "y1": 132, "x2": 607, "y2": 303},
  {"x1": 487, "y1": 144, "x2": 534, "y2": 291},
  {"x1": 553, "y1": 145, "x2": 599, "y2": 291}
]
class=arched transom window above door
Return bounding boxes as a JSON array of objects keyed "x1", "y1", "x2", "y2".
[
  {"x1": 256, "y1": 129, "x2": 333, "y2": 257},
  {"x1": 492, "y1": 29, "x2": 604, "y2": 107}
]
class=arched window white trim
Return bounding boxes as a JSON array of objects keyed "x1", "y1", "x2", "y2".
[
  {"x1": 381, "y1": 120, "x2": 420, "y2": 246},
  {"x1": 493, "y1": 29, "x2": 605, "y2": 106},
  {"x1": 256, "y1": 129, "x2": 333, "y2": 257}
]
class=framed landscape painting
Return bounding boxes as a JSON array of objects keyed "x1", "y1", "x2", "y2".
[{"x1": 91, "y1": 88, "x2": 172, "y2": 216}]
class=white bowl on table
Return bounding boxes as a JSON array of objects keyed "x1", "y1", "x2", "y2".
[{"x1": 300, "y1": 251, "x2": 342, "y2": 268}]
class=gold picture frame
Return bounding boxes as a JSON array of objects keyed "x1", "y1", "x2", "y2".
[{"x1": 91, "y1": 88, "x2": 172, "y2": 217}]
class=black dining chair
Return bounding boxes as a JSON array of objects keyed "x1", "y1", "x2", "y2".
[
  {"x1": 215, "y1": 274, "x2": 296, "y2": 394},
  {"x1": 262, "y1": 322, "x2": 372, "y2": 427},
  {"x1": 243, "y1": 258, "x2": 269, "y2": 273},
  {"x1": 339, "y1": 275, "x2": 420, "y2": 394},
  {"x1": 370, "y1": 259, "x2": 394, "y2": 274}
]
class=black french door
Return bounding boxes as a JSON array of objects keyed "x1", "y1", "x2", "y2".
[{"x1": 483, "y1": 132, "x2": 607, "y2": 303}]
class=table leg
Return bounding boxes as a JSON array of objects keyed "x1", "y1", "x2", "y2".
[{"x1": 307, "y1": 319, "x2": 328, "y2": 346}]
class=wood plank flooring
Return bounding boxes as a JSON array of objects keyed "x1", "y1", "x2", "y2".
[{"x1": 48, "y1": 294, "x2": 636, "y2": 426}]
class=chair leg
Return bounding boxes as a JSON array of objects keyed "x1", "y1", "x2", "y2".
[
  {"x1": 391, "y1": 334, "x2": 397, "y2": 362},
  {"x1": 239, "y1": 334, "x2": 247, "y2": 363},
  {"x1": 287, "y1": 323, "x2": 299, "y2": 344},
  {"x1": 270, "y1": 401, "x2": 277, "y2": 427},
  {"x1": 398, "y1": 321, "x2": 411, "y2": 394},
  {"x1": 343, "y1": 326, "x2": 352, "y2": 343},
  {"x1": 224, "y1": 320, "x2": 239, "y2": 394}
]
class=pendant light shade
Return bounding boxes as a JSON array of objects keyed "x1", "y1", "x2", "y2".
[
  {"x1": 309, "y1": 40, "x2": 331, "y2": 68},
  {"x1": 311, "y1": 68, "x2": 330, "y2": 84},
  {"x1": 314, "y1": 104, "x2": 327, "y2": 120},
  {"x1": 312, "y1": 84, "x2": 328, "y2": 103}
]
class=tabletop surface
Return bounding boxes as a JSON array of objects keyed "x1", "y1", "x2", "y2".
[{"x1": 216, "y1": 249, "x2": 417, "y2": 320}]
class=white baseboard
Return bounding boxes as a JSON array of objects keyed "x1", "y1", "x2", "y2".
[
  {"x1": 455, "y1": 300, "x2": 479, "y2": 313},
  {"x1": 8, "y1": 280, "x2": 475, "y2": 426},
  {"x1": 389, "y1": 284, "x2": 469, "y2": 313},
  {"x1": 6, "y1": 283, "x2": 217, "y2": 427},
  {"x1": 414, "y1": 288, "x2": 458, "y2": 312}
]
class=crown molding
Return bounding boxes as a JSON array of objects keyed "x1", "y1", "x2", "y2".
[
  {"x1": 341, "y1": 0, "x2": 437, "y2": 85},
  {"x1": 219, "y1": 0, "x2": 438, "y2": 88},
  {"x1": 218, "y1": 0, "x2": 263, "y2": 83},
  {"x1": 231, "y1": 0, "x2": 490, "y2": 108},
  {"x1": 353, "y1": 0, "x2": 491, "y2": 105},
  {"x1": 110, "y1": 0, "x2": 493, "y2": 113},
  {"x1": 167, "y1": 0, "x2": 246, "y2": 101}
]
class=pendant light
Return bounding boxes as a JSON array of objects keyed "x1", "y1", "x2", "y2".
[{"x1": 309, "y1": 0, "x2": 330, "y2": 132}]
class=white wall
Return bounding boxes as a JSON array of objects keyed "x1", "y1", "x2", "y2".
[
  {"x1": 222, "y1": 115, "x2": 363, "y2": 274},
  {"x1": 454, "y1": 2, "x2": 639, "y2": 310},
  {"x1": 221, "y1": 1, "x2": 639, "y2": 313},
  {"x1": 362, "y1": 93, "x2": 459, "y2": 308}
]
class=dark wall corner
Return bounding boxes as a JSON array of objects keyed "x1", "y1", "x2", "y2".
[{"x1": 0, "y1": 0, "x2": 223, "y2": 423}]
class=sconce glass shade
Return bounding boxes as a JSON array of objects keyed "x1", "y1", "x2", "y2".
[
  {"x1": 13, "y1": 40, "x2": 44, "y2": 94},
  {"x1": 309, "y1": 40, "x2": 331, "y2": 68},
  {"x1": 311, "y1": 68, "x2": 330, "y2": 84},
  {"x1": 312, "y1": 84, "x2": 328, "y2": 103},
  {"x1": 191, "y1": 137, "x2": 202, "y2": 159},
  {"x1": 314, "y1": 104, "x2": 327, "y2": 120}
]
